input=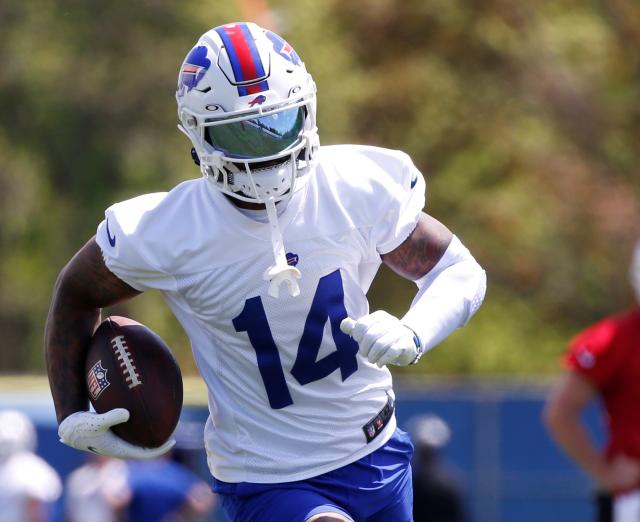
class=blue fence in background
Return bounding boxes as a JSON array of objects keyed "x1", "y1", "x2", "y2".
[
  {"x1": 0, "y1": 379, "x2": 605, "y2": 522},
  {"x1": 393, "y1": 381, "x2": 605, "y2": 522}
]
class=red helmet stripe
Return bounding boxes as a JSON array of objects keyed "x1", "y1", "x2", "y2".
[{"x1": 217, "y1": 23, "x2": 269, "y2": 96}]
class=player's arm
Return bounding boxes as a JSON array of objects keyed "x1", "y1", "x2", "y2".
[
  {"x1": 45, "y1": 236, "x2": 140, "y2": 423},
  {"x1": 341, "y1": 212, "x2": 486, "y2": 366},
  {"x1": 544, "y1": 371, "x2": 640, "y2": 493},
  {"x1": 45, "y1": 237, "x2": 173, "y2": 459},
  {"x1": 380, "y1": 212, "x2": 453, "y2": 280}
]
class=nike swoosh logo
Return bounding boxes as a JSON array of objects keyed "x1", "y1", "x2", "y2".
[
  {"x1": 87, "y1": 446, "x2": 101, "y2": 454},
  {"x1": 410, "y1": 176, "x2": 418, "y2": 189},
  {"x1": 106, "y1": 219, "x2": 116, "y2": 247}
]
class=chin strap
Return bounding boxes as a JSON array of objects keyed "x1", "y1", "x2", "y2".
[{"x1": 263, "y1": 197, "x2": 301, "y2": 298}]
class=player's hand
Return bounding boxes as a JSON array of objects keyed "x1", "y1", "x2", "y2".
[
  {"x1": 597, "y1": 455, "x2": 640, "y2": 494},
  {"x1": 58, "y1": 409, "x2": 175, "y2": 460},
  {"x1": 340, "y1": 311, "x2": 421, "y2": 367}
]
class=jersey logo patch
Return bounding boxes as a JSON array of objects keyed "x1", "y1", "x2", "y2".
[
  {"x1": 362, "y1": 394, "x2": 394, "y2": 443},
  {"x1": 106, "y1": 219, "x2": 116, "y2": 247},
  {"x1": 576, "y1": 348, "x2": 595, "y2": 368}
]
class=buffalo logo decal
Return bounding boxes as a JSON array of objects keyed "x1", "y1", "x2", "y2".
[{"x1": 177, "y1": 45, "x2": 211, "y2": 97}]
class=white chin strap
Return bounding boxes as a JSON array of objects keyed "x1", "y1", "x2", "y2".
[{"x1": 263, "y1": 197, "x2": 301, "y2": 298}]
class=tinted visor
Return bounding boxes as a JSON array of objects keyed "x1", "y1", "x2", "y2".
[{"x1": 205, "y1": 107, "x2": 305, "y2": 159}]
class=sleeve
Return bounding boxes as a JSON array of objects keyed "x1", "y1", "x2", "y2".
[
  {"x1": 370, "y1": 151, "x2": 426, "y2": 255},
  {"x1": 95, "y1": 194, "x2": 178, "y2": 292},
  {"x1": 564, "y1": 317, "x2": 625, "y2": 391}
]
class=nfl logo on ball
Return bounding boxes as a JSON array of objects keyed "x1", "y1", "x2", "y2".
[{"x1": 87, "y1": 361, "x2": 110, "y2": 401}]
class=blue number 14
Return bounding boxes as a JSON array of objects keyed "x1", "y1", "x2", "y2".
[{"x1": 232, "y1": 270, "x2": 359, "y2": 409}]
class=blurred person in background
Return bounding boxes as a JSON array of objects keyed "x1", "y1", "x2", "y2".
[
  {"x1": 0, "y1": 410, "x2": 62, "y2": 522},
  {"x1": 111, "y1": 450, "x2": 216, "y2": 522},
  {"x1": 408, "y1": 414, "x2": 466, "y2": 522},
  {"x1": 544, "y1": 242, "x2": 640, "y2": 522},
  {"x1": 64, "y1": 454, "x2": 127, "y2": 522},
  {"x1": 45, "y1": 21, "x2": 486, "y2": 522}
]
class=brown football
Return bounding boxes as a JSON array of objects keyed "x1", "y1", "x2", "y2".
[{"x1": 85, "y1": 316, "x2": 183, "y2": 448}]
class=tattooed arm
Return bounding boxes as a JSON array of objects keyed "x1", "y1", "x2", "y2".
[
  {"x1": 381, "y1": 213, "x2": 453, "y2": 280},
  {"x1": 341, "y1": 212, "x2": 485, "y2": 366},
  {"x1": 44, "y1": 237, "x2": 141, "y2": 424}
]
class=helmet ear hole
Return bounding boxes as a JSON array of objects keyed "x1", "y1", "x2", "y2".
[{"x1": 182, "y1": 115, "x2": 197, "y2": 128}]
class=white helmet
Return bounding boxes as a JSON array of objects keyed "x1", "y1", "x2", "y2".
[
  {"x1": 0, "y1": 410, "x2": 37, "y2": 461},
  {"x1": 176, "y1": 22, "x2": 319, "y2": 204}
]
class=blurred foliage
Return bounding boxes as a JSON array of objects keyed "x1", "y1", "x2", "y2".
[{"x1": 1, "y1": 0, "x2": 639, "y2": 375}]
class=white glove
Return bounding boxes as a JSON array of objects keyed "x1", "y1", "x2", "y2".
[
  {"x1": 340, "y1": 310, "x2": 422, "y2": 367},
  {"x1": 58, "y1": 409, "x2": 175, "y2": 460}
]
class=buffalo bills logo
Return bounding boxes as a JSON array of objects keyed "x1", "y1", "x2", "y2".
[
  {"x1": 286, "y1": 252, "x2": 299, "y2": 266},
  {"x1": 177, "y1": 45, "x2": 211, "y2": 97},
  {"x1": 248, "y1": 95, "x2": 267, "y2": 107},
  {"x1": 266, "y1": 31, "x2": 301, "y2": 66}
]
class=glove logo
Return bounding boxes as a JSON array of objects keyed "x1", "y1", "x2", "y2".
[{"x1": 87, "y1": 361, "x2": 110, "y2": 401}]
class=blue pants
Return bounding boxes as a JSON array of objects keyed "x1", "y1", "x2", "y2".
[{"x1": 214, "y1": 428, "x2": 414, "y2": 522}]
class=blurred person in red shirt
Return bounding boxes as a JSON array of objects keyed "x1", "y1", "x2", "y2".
[{"x1": 544, "y1": 242, "x2": 640, "y2": 522}]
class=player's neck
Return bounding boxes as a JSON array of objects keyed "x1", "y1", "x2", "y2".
[
  {"x1": 228, "y1": 197, "x2": 266, "y2": 211},
  {"x1": 225, "y1": 195, "x2": 288, "y2": 212}
]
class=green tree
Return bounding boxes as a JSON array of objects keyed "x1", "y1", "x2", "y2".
[{"x1": 0, "y1": 0, "x2": 638, "y2": 375}]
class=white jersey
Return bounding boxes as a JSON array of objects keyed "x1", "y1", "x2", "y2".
[{"x1": 96, "y1": 144, "x2": 426, "y2": 483}]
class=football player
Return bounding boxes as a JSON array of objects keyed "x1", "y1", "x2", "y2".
[
  {"x1": 544, "y1": 242, "x2": 640, "y2": 522},
  {"x1": 45, "y1": 22, "x2": 486, "y2": 522}
]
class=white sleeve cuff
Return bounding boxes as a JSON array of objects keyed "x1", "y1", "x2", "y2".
[{"x1": 401, "y1": 235, "x2": 486, "y2": 352}]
